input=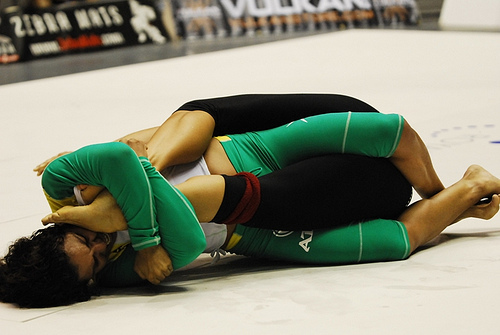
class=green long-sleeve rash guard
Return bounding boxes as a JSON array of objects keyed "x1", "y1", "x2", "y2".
[{"x1": 42, "y1": 142, "x2": 206, "y2": 269}]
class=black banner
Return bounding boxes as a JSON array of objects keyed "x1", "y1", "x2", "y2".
[
  {"x1": 172, "y1": 0, "x2": 420, "y2": 39},
  {"x1": 0, "y1": 0, "x2": 167, "y2": 63}
]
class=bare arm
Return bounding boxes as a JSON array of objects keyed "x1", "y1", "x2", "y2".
[
  {"x1": 118, "y1": 111, "x2": 216, "y2": 171},
  {"x1": 116, "y1": 127, "x2": 159, "y2": 143},
  {"x1": 36, "y1": 111, "x2": 216, "y2": 176}
]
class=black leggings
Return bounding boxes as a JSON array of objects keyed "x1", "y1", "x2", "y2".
[
  {"x1": 218, "y1": 154, "x2": 412, "y2": 231},
  {"x1": 176, "y1": 93, "x2": 379, "y2": 135}
]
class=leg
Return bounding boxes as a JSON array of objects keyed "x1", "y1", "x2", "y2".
[
  {"x1": 175, "y1": 152, "x2": 413, "y2": 232},
  {"x1": 145, "y1": 111, "x2": 215, "y2": 171},
  {"x1": 127, "y1": 94, "x2": 380, "y2": 172},
  {"x1": 252, "y1": 112, "x2": 405, "y2": 167},
  {"x1": 399, "y1": 165, "x2": 500, "y2": 253},
  {"x1": 226, "y1": 219, "x2": 411, "y2": 265},
  {"x1": 390, "y1": 121, "x2": 444, "y2": 199},
  {"x1": 245, "y1": 154, "x2": 412, "y2": 230},
  {"x1": 230, "y1": 112, "x2": 443, "y2": 199},
  {"x1": 219, "y1": 112, "x2": 405, "y2": 176},
  {"x1": 226, "y1": 166, "x2": 500, "y2": 265}
]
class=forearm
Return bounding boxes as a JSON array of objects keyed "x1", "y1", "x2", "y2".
[{"x1": 116, "y1": 127, "x2": 159, "y2": 144}]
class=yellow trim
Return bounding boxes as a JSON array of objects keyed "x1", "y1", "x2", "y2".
[
  {"x1": 43, "y1": 189, "x2": 78, "y2": 212},
  {"x1": 225, "y1": 233, "x2": 242, "y2": 250},
  {"x1": 108, "y1": 242, "x2": 130, "y2": 262},
  {"x1": 215, "y1": 135, "x2": 231, "y2": 142}
]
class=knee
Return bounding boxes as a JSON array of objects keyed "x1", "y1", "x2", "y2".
[
  {"x1": 359, "y1": 219, "x2": 412, "y2": 262},
  {"x1": 347, "y1": 113, "x2": 405, "y2": 157}
]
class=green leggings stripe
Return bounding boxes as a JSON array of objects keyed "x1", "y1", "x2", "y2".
[
  {"x1": 357, "y1": 222, "x2": 363, "y2": 263},
  {"x1": 387, "y1": 114, "x2": 404, "y2": 158},
  {"x1": 394, "y1": 220, "x2": 411, "y2": 258},
  {"x1": 341, "y1": 112, "x2": 352, "y2": 154}
]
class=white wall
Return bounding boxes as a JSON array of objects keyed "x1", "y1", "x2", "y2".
[{"x1": 439, "y1": 0, "x2": 500, "y2": 31}]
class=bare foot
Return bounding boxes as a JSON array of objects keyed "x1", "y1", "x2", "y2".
[
  {"x1": 463, "y1": 165, "x2": 500, "y2": 196},
  {"x1": 453, "y1": 194, "x2": 500, "y2": 223},
  {"x1": 42, "y1": 190, "x2": 127, "y2": 233}
]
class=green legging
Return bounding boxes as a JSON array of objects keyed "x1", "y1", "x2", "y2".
[
  {"x1": 220, "y1": 112, "x2": 411, "y2": 264},
  {"x1": 219, "y1": 112, "x2": 404, "y2": 176},
  {"x1": 227, "y1": 220, "x2": 411, "y2": 264}
]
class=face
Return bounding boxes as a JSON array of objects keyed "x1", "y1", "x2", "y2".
[{"x1": 63, "y1": 226, "x2": 116, "y2": 282}]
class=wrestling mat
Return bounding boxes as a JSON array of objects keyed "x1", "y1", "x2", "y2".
[{"x1": 1, "y1": 29, "x2": 499, "y2": 334}]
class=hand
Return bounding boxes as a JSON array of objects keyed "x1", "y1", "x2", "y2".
[
  {"x1": 33, "y1": 151, "x2": 72, "y2": 176},
  {"x1": 41, "y1": 190, "x2": 128, "y2": 233},
  {"x1": 134, "y1": 245, "x2": 173, "y2": 285},
  {"x1": 120, "y1": 139, "x2": 148, "y2": 158}
]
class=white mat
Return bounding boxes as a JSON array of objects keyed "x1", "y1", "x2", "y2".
[{"x1": 1, "y1": 29, "x2": 500, "y2": 334}]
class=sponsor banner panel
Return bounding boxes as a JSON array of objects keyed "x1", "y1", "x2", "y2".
[
  {"x1": 0, "y1": 0, "x2": 167, "y2": 63},
  {"x1": 1, "y1": 0, "x2": 419, "y2": 63},
  {"x1": 172, "y1": 0, "x2": 420, "y2": 39}
]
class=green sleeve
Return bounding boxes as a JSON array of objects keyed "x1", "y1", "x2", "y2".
[
  {"x1": 97, "y1": 157, "x2": 207, "y2": 285},
  {"x1": 139, "y1": 158, "x2": 206, "y2": 269},
  {"x1": 42, "y1": 142, "x2": 160, "y2": 250},
  {"x1": 43, "y1": 142, "x2": 206, "y2": 270}
]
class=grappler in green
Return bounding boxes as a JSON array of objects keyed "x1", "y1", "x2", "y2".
[{"x1": 42, "y1": 142, "x2": 206, "y2": 270}]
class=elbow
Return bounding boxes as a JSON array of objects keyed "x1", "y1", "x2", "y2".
[
  {"x1": 193, "y1": 234, "x2": 207, "y2": 257},
  {"x1": 171, "y1": 235, "x2": 207, "y2": 271},
  {"x1": 105, "y1": 142, "x2": 139, "y2": 164}
]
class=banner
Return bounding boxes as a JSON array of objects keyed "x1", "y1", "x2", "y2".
[
  {"x1": 0, "y1": 0, "x2": 167, "y2": 63},
  {"x1": 172, "y1": 0, "x2": 420, "y2": 39}
]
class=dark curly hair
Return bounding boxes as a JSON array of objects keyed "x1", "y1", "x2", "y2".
[{"x1": 0, "y1": 225, "x2": 95, "y2": 308}]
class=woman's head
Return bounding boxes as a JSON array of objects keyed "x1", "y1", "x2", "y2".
[
  {"x1": 0, "y1": 225, "x2": 100, "y2": 308},
  {"x1": 62, "y1": 226, "x2": 114, "y2": 282}
]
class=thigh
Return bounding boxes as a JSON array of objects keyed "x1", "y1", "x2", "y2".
[
  {"x1": 177, "y1": 94, "x2": 380, "y2": 135},
  {"x1": 255, "y1": 112, "x2": 404, "y2": 168}
]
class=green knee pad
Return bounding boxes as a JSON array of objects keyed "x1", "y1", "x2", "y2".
[{"x1": 227, "y1": 219, "x2": 411, "y2": 265}]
